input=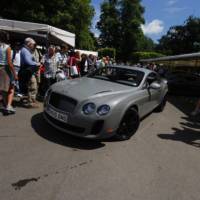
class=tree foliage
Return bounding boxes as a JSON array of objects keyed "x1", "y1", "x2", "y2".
[
  {"x1": 97, "y1": 0, "x2": 149, "y2": 61},
  {"x1": 97, "y1": 0, "x2": 121, "y2": 50},
  {"x1": 98, "y1": 48, "x2": 116, "y2": 58},
  {"x1": 138, "y1": 36, "x2": 155, "y2": 52},
  {"x1": 0, "y1": 0, "x2": 95, "y2": 50},
  {"x1": 119, "y1": 0, "x2": 145, "y2": 60},
  {"x1": 157, "y1": 16, "x2": 200, "y2": 55},
  {"x1": 132, "y1": 52, "x2": 165, "y2": 63}
]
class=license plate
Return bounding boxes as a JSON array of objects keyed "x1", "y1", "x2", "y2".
[{"x1": 46, "y1": 106, "x2": 68, "y2": 123}]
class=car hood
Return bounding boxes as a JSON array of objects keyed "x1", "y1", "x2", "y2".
[{"x1": 51, "y1": 77, "x2": 138, "y2": 101}]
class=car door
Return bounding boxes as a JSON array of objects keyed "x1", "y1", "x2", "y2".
[{"x1": 140, "y1": 72, "x2": 162, "y2": 115}]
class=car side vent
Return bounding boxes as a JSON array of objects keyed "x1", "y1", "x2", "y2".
[{"x1": 91, "y1": 120, "x2": 104, "y2": 135}]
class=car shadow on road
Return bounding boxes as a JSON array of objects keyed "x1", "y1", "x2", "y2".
[
  {"x1": 31, "y1": 113, "x2": 106, "y2": 150},
  {"x1": 158, "y1": 115, "x2": 200, "y2": 148}
]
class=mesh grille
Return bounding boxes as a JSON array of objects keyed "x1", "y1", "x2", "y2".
[{"x1": 49, "y1": 92, "x2": 77, "y2": 113}]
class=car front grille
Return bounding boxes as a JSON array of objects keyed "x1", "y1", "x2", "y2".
[{"x1": 49, "y1": 92, "x2": 77, "y2": 113}]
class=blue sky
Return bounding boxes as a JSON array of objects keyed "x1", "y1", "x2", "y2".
[{"x1": 91, "y1": 0, "x2": 200, "y2": 42}]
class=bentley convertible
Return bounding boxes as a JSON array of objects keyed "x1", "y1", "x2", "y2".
[{"x1": 43, "y1": 66, "x2": 168, "y2": 140}]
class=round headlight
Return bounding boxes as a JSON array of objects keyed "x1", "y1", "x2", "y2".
[
  {"x1": 82, "y1": 103, "x2": 96, "y2": 115},
  {"x1": 97, "y1": 105, "x2": 110, "y2": 116}
]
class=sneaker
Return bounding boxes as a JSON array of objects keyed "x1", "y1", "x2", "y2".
[
  {"x1": 16, "y1": 93, "x2": 23, "y2": 98},
  {"x1": 5, "y1": 105, "x2": 16, "y2": 114}
]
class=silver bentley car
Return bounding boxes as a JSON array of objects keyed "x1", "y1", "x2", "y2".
[{"x1": 43, "y1": 66, "x2": 168, "y2": 140}]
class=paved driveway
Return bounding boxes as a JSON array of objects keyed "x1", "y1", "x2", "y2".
[{"x1": 0, "y1": 96, "x2": 200, "y2": 200}]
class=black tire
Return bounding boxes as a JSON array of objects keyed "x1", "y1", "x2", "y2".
[
  {"x1": 155, "y1": 95, "x2": 167, "y2": 112},
  {"x1": 115, "y1": 108, "x2": 140, "y2": 141}
]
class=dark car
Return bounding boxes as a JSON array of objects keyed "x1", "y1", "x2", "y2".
[{"x1": 165, "y1": 71, "x2": 200, "y2": 96}]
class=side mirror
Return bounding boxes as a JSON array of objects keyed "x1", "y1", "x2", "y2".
[{"x1": 149, "y1": 82, "x2": 161, "y2": 90}]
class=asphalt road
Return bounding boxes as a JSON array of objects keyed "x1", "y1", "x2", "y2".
[{"x1": 0, "y1": 96, "x2": 200, "y2": 200}]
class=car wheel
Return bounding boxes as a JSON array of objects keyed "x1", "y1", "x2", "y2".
[
  {"x1": 115, "y1": 108, "x2": 140, "y2": 141},
  {"x1": 155, "y1": 95, "x2": 167, "y2": 112}
]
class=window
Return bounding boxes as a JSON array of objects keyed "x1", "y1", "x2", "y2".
[
  {"x1": 88, "y1": 67, "x2": 145, "y2": 87},
  {"x1": 147, "y1": 73, "x2": 160, "y2": 85},
  {"x1": 142, "y1": 72, "x2": 161, "y2": 89}
]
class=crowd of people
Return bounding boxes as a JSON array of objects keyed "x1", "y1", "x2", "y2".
[
  {"x1": 0, "y1": 32, "x2": 113, "y2": 115},
  {"x1": 0, "y1": 31, "x2": 199, "y2": 117}
]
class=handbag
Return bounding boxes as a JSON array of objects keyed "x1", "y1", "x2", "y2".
[{"x1": 70, "y1": 65, "x2": 78, "y2": 76}]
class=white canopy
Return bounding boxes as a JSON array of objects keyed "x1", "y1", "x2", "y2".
[
  {"x1": 75, "y1": 49, "x2": 98, "y2": 57},
  {"x1": 0, "y1": 19, "x2": 75, "y2": 47}
]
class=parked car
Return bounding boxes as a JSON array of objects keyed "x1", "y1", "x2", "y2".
[
  {"x1": 165, "y1": 71, "x2": 200, "y2": 96},
  {"x1": 43, "y1": 66, "x2": 168, "y2": 140}
]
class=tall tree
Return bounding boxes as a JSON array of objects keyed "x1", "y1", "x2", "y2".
[
  {"x1": 0, "y1": 0, "x2": 95, "y2": 50},
  {"x1": 97, "y1": 0, "x2": 145, "y2": 60},
  {"x1": 69, "y1": 0, "x2": 95, "y2": 49},
  {"x1": 157, "y1": 16, "x2": 200, "y2": 55},
  {"x1": 97, "y1": 0, "x2": 121, "y2": 50},
  {"x1": 119, "y1": 0, "x2": 145, "y2": 60},
  {"x1": 138, "y1": 35, "x2": 155, "y2": 52}
]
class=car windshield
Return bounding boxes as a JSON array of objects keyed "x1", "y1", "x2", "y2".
[{"x1": 88, "y1": 67, "x2": 145, "y2": 87}]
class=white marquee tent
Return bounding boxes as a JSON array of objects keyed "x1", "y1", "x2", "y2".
[{"x1": 0, "y1": 19, "x2": 75, "y2": 47}]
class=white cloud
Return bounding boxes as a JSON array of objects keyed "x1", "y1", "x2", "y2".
[
  {"x1": 168, "y1": 0, "x2": 178, "y2": 6},
  {"x1": 165, "y1": 0, "x2": 187, "y2": 14},
  {"x1": 141, "y1": 20, "x2": 164, "y2": 35},
  {"x1": 164, "y1": 7, "x2": 187, "y2": 14},
  {"x1": 93, "y1": 30, "x2": 100, "y2": 38}
]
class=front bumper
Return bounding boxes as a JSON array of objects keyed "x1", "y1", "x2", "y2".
[{"x1": 43, "y1": 106, "x2": 118, "y2": 139}]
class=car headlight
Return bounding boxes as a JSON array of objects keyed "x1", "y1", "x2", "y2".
[
  {"x1": 97, "y1": 105, "x2": 110, "y2": 116},
  {"x1": 82, "y1": 103, "x2": 96, "y2": 115}
]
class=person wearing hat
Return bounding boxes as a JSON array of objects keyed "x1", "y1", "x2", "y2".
[{"x1": 19, "y1": 37, "x2": 41, "y2": 108}]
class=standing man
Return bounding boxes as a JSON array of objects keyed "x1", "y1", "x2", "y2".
[
  {"x1": 20, "y1": 38, "x2": 40, "y2": 108},
  {"x1": 56, "y1": 44, "x2": 68, "y2": 69},
  {"x1": 41, "y1": 46, "x2": 57, "y2": 92}
]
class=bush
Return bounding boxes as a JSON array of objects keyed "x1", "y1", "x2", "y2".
[
  {"x1": 98, "y1": 48, "x2": 116, "y2": 58},
  {"x1": 132, "y1": 52, "x2": 165, "y2": 63}
]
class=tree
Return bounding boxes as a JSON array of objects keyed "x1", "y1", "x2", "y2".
[
  {"x1": 97, "y1": 0, "x2": 145, "y2": 61},
  {"x1": 157, "y1": 16, "x2": 200, "y2": 55},
  {"x1": 132, "y1": 51, "x2": 164, "y2": 63},
  {"x1": 68, "y1": 0, "x2": 95, "y2": 49},
  {"x1": 0, "y1": 0, "x2": 95, "y2": 50},
  {"x1": 97, "y1": 0, "x2": 121, "y2": 50},
  {"x1": 138, "y1": 36, "x2": 155, "y2": 52},
  {"x1": 119, "y1": 0, "x2": 145, "y2": 60}
]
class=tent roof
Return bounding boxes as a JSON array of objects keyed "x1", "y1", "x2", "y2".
[{"x1": 0, "y1": 19, "x2": 75, "y2": 47}]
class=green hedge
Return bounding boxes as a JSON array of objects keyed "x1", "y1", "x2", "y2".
[
  {"x1": 98, "y1": 48, "x2": 116, "y2": 58},
  {"x1": 132, "y1": 52, "x2": 165, "y2": 63}
]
